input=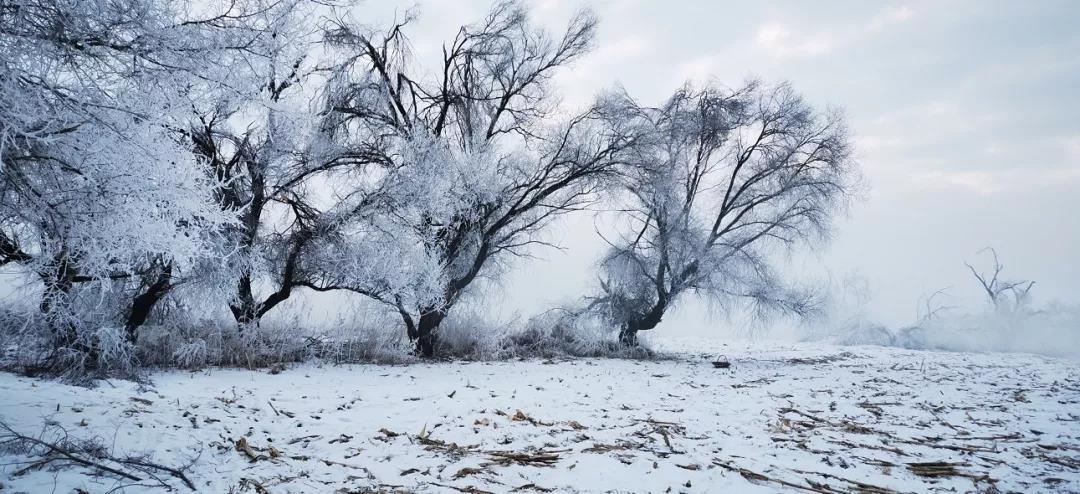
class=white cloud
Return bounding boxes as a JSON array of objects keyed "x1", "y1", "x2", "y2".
[
  {"x1": 854, "y1": 135, "x2": 903, "y2": 153},
  {"x1": 910, "y1": 170, "x2": 1002, "y2": 195},
  {"x1": 754, "y1": 23, "x2": 835, "y2": 59},
  {"x1": 551, "y1": 33, "x2": 656, "y2": 110},
  {"x1": 910, "y1": 167, "x2": 1080, "y2": 195},
  {"x1": 674, "y1": 55, "x2": 721, "y2": 84},
  {"x1": 1061, "y1": 136, "x2": 1080, "y2": 159},
  {"x1": 751, "y1": 4, "x2": 914, "y2": 61},
  {"x1": 593, "y1": 34, "x2": 651, "y2": 61},
  {"x1": 865, "y1": 5, "x2": 916, "y2": 33}
]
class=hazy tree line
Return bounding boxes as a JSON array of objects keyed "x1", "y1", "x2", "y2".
[{"x1": 0, "y1": 0, "x2": 858, "y2": 371}]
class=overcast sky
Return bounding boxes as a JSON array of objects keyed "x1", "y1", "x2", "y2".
[{"x1": 351, "y1": 0, "x2": 1080, "y2": 336}]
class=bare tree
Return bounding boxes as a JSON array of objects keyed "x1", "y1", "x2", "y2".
[
  {"x1": 591, "y1": 81, "x2": 858, "y2": 345},
  {"x1": 188, "y1": 94, "x2": 326, "y2": 330},
  {"x1": 965, "y1": 247, "x2": 1034, "y2": 311},
  {"x1": 916, "y1": 287, "x2": 956, "y2": 322},
  {"x1": 0, "y1": 0, "x2": 281, "y2": 361},
  {"x1": 317, "y1": 1, "x2": 635, "y2": 356},
  {"x1": 170, "y1": 1, "x2": 402, "y2": 331}
]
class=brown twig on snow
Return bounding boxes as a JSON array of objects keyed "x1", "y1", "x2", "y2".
[
  {"x1": 485, "y1": 449, "x2": 564, "y2": 467},
  {"x1": 905, "y1": 461, "x2": 992, "y2": 483},
  {"x1": 234, "y1": 437, "x2": 263, "y2": 462},
  {"x1": 712, "y1": 459, "x2": 833, "y2": 493},
  {"x1": 429, "y1": 482, "x2": 496, "y2": 494},
  {"x1": 509, "y1": 409, "x2": 553, "y2": 426},
  {"x1": 413, "y1": 425, "x2": 477, "y2": 458},
  {"x1": 791, "y1": 467, "x2": 904, "y2": 494}
]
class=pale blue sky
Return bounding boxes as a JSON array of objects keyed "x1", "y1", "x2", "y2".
[{"x1": 354, "y1": 0, "x2": 1080, "y2": 334}]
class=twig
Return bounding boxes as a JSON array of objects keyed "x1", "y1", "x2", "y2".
[
  {"x1": 792, "y1": 468, "x2": 903, "y2": 494},
  {"x1": 10, "y1": 435, "x2": 142, "y2": 482},
  {"x1": 713, "y1": 459, "x2": 832, "y2": 493},
  {"x1": 430, "y1": 482, "x2": 496, "y2": 494},
  {"x1": 1, "y1": 421, "x2": 196, "y2": 490},
  {"x1": 120, "y1": 457, "x2": 197, "y2": 490}
]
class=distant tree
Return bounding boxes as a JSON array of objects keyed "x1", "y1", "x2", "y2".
[
  {"x1": 318, "y1": 1, "x2": 636, "y2": 356},
  {"x1": 916, "y1": 287, "x2": 956, "y2": 323},
  {"x1": 591, "y1": 81, "x2": 858, "y2": 345},
  {"x1": 965, "y1": 247, "x2": 1034, "y2": 311}
]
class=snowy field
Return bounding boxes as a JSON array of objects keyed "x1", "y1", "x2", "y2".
[{"x1": 1, "y1": 340, "x2": 1078, "y2": 493}]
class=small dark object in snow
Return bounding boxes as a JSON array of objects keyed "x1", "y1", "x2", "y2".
[{"x1": 711, "y1": 361, "x2": 731, "y2": 369}]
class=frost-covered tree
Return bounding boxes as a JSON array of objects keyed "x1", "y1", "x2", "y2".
[
  {"x1": 593, "y1": 81, "x2": 858, "y2": 345},
  {"x1": 965, "y1": 247, "x2": 1035, "y2": 312},
  {"x1": 318, "y1": 1, "x2": 635, "y2": 356},
  {"x1": 182, "y1": 1, "x2": 373, "y2": 329},
  {"x1": 0, "y1": 0, "x2": 284, "y2": 363}
]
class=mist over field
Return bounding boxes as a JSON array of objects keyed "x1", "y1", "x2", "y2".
[{"x1": 1, "y1": 1, "x2": 1077, "y2": 492}]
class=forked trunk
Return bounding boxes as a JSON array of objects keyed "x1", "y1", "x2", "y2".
[
  {"x1": 415, "y1": 309, "x2": 446, "y2": 358},
  {"x1": 230, "y1": 274, "x2": 259, "y2": 331},
  {"x1": 619, "y1": 299, "x2": 667, "y2": 346},
  {"x1": 125, "y1": 265, "x2": 172, "y2": 343}
]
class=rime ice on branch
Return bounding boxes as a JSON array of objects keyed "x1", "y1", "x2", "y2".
[
  {"x1": 315, "y1": 1, "x2": 637, "y2": 356},
  {"x1": 590, "y1": 81, "x2": 858, "y2": 345}
]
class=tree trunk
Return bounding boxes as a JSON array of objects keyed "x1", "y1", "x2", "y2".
[
  {"x1": 38, "y1": 254, "x2": 95, "y2": 362},
  {"x1": 125, "y1": 264, "x2": 172, "y2": 343},
  {"x1": 396, "y1": 298, "x2": 418, "y2": 341},
  {"x1": 415, "y1": 309, "x2": 446, "y2": 358},
  {"x1": 40, "y1": 274, "x2": 76, "y2": 347},
  {"x1": 229, "y1": 276, "x2": 299, "y2": 332},
  {"x1": 230, "y1": 274, "x2": 259, "y2": 330},
  {"x1": 229, "y1": 182, "x2": 265, "y2": 331},
  {"x1": 619, "y1": 300, "x2": 667, "y2": 347}
]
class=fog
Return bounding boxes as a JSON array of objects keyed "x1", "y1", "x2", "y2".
[
  {"x1": 4, "y1": 2, "x2": 1078, "y2": 491},
  {"x1": 3, "y1": 0, "x2": 1077, "y2": 355},
  {"x1": 336, "y1": 0, "x2": 1079, "y2": 346}
]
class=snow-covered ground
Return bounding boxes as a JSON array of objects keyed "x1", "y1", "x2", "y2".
[{"x1": 1, "y1": 340, "x2": 1078, "y2": 493}]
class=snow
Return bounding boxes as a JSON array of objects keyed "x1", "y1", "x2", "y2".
[{"x1": 1, "y1": 340, "x2": 1078, "y2": 493}]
